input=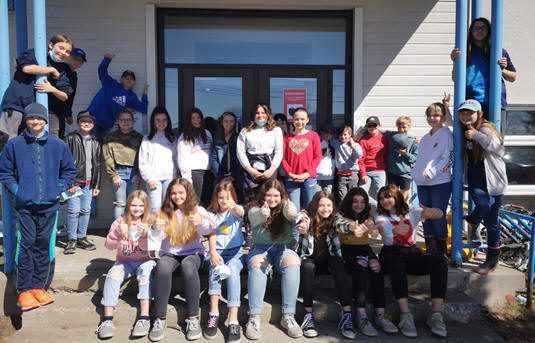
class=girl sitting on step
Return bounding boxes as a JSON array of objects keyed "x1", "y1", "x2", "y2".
[
  {"x1": 96, "y1": 190, "x2": 156, "y2": 340},
  {"x1": 203, "y1": 179, "x2": 245, "y2": 343},
  {"x1": 333, "y1": 187, "x2": 398, "y2": 337},
  {"x1": 375, "y1": 184, "x2": 447, "y2": 338}
]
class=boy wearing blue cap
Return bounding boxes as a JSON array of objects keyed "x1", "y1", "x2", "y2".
[
  {"x1": 0, "y1": 103, "x2": 76, "y2": 311},
  {"x1": 87, "y1": 53, "x2": 148, "y2": 142}
]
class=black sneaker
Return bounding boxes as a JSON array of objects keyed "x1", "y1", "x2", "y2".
[
  {"x1": 301, "y1": 312, "x2": 318, "y2": 338},
  {"x1": 64, "y1": 240, "x2": 77, "y2": 255},
  {"x1": 77, "y1": 237, "x2": 96, "y2": 251},
  {"x1": 227, "y1": 323, "x2": 241, "y2": 343},
  {"x1": 203, "y1": 313, "x2": 219, "y2": 340}
]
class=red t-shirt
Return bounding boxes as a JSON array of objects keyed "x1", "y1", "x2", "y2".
[
  {"x1": 282, "y1": 130, "x2": 322, "y2": 178},
  {"x1": 358, "y1": 132, "x2": 387, "y2": 177}
]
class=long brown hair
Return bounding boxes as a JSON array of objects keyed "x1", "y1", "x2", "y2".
[
  {"x1": 183, "y1": 108, "x2": 208, "y2": 144},
  {"x1": 207, "y1": 178, "x2": 238, "y2": 215},
  {"x1": 462, "y1": 111, "x2": 503, "y2": 163},
  {"x1": 254, "y1": 179, "x2": 289, "y2": 240},
  {"x1": 158, "y1": 178, "x2": 200, "y2": 245},
  {"x1": 467, "y1": 17, "x2": 491, "y2": 64},
  {"x1": 376, "y1": 184, "x2": 409, "y2": 216},
  {"x1": 246, "y1": 103, "x2": 276, "y2": 131},
  {"x1": 307, "y1": 190, "x2": 336, "y2": 238}
]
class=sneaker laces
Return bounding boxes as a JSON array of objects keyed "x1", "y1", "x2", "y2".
[
  {"x1": 153, "y1": 318, "x2": 165, "y2": 331},
  {"x1": 186, "y1": 318, "x2": 199, "y2": 331},
  {"x1": 248, "y1": 317, "x2": 260, "y2": 330},
  {"x1": 338, "y1": 313, "x2": 354, "y2": 331},
  {"x1": 301, "y1": 313, "x2": 316, "y2": 330},
  {"x1": 283, "y1": 315, "x2": 298, "y2": 328},
  {"x1": 95, "y1": 320, "x2": 113, "y2": 334},
  {"x1": 207, "y1": 315, "x2": 218, "y2": 328},
  {"x1": 229, "y1": 324, "x2": 240, "y2": 335},
  {"x1": 358, "y1": 316, "x2": 371, "y2": 330}
]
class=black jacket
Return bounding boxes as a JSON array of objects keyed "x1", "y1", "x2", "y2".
[{"x1": 65, "y1": 131, "x2": 102, "y2": 189}]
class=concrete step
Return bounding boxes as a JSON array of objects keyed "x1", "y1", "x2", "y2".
[{"x1": 8, "y1": 292, "x2": 503, "y2": 343}]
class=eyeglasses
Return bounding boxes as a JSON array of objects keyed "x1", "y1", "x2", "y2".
[
  {"x1": 118, "y1": 118, "x2": 133, "y2": 123},
  {"x1": 472, "y1": 25, "x2": 488, "y2": 32},
  {"x1": 367, "y1": 124, "x2": 378, "y2": 128}
]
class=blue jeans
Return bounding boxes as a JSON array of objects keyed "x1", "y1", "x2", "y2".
[
  {"x1": 466, "y1": 187, "x2": 503, "y2": 249},
  {"x1": 208, "y1": 250, "x2": 243, "y2": 308},
  {"x1": 101, "y1": 260, "x2": 156, "y2": 307},
  {"x1": 360, "y1": 170, "x2": 386, "y2": 207},
  {"x1": 113, "y1": 166, "x2": 138, "y2": 219},
  {"x1": 417, "y1": 182, "x2": 452, "y2": 240},
  {"x1": 285, "y1": 177, "x2": 318, "y2": 211},
  {"x1": 147, "y1": 179, "x2": 172, "y2": 212},
  {"x1": 247, "y1": 244, "x2": 300, "y2": 315},
  {"x1": 66, "y1": 185, "x2": 93, "y2": 240}
]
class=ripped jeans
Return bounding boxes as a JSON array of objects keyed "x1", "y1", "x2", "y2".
[
  {"x1": 247, "y1": 244, "x2": 300, "y2": 315},
  {"x1": 101, "y1": 259, "x2": 156, "y2": 307}
]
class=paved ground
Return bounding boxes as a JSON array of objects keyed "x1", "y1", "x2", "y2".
[{"x1": 1, "y1": 232, "x2": 519, "y2": 342}]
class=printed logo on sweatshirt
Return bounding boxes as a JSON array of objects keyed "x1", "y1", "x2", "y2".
[
  {"x1": 112, "y1": 95, "x2": 127, "y2": 107},
  {"x1": 289, "y1": 138, "x2": 309, "y2": 155}
]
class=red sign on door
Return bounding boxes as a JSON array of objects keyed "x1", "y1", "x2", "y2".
[{"x1": 283, "y1": 88, "x2": 307, "y2": 121}]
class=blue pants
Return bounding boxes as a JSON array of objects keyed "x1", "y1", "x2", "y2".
[
  {"x1": 247, "y1": 244, "x2": 300, "y2": 315},
  {"x1": 466, "y1": 187, "x2": 503, "y2": 249},
  {"x1": 66, "y1": 185, "x2": 93, "y2": 240},
  {"x1": 113, "y1": 166, "x2": 138, "y2": 219},
  {"x1": 285, "y1": 177, "x2": 318, "y2": 211},
  {"x1": 360, "y1": 170, "x2": 386, "y2": 207},
  {"x1": 417, "y1": 182, "x2": 452, "y2": 240},
  {"x1": 15, "y1": 210, "x2": 58, "y2": 293},
  {"x1": 147, "y1": 179, "x2": 172, "y2": 212},
  {"x1": 101, "y1": 260, "x2": 156, "y2": 307},
  {"x1": 208, "y1": 251, "x2": 243, "y2": 308}
]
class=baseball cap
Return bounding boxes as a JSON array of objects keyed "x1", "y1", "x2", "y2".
[
  {"x1": 23, "y1": 103, "x2": 48, "y2": 123},
  {"x1": 70, "y1": 48, "x2": 87, "y2": 62},
  {"x1": 121, "y1": 70, "x2": 136, "y2": 80},
  {"x1": 458, "y1": 99, "x2": 482, "y2": 112},
  {"x1": 77, "y1": 110, "x2": 95, "y2": 122},
  {"x1": 366, "y1": 116, "x2": 381, "y2": 126}
]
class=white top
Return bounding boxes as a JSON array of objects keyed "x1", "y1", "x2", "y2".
[
  {"x1": 138, "y1": 132, "x2": 175, "y2": 182},
  {"x1": 316, "y1": 139, "x2": 335, "y2": 180},
  {"x1": 411, "y1": 126, "x2": 453, "y2": 186},
  {"x1": 176, "y1": 130, "x2": 213, "y2": 182},
  {"x1": 237, "y1": 126, "x2": 284, "y2": 170},
  {"x1": 375, "y1": 207, "x2": 423, "y2": 246}
]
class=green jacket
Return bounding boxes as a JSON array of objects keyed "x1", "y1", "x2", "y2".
[{"x1": 103, "y1": 129, "x2": 143, "y2": 183}]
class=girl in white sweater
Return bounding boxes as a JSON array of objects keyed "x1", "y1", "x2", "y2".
[
  {"x1": 236, "y1": 103, "x2": 283, "y2": 203},
  {"x1": 138, "y1": 106, "x2": 175, "y2": 212}
]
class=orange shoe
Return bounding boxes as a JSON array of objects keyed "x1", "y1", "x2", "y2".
[
  {"x1": 29, "y1": 289, "x2": 55, "y2": 306},
  {"x1": 17, "y1": 291, "x2": 40, "y2": 311}
]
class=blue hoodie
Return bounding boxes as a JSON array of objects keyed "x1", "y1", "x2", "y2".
[
  {"x1": 0, "y1": 130, "x2": 76, "y2": 212},
  {"x1": 87, "y1": 57, "x2": 148, "y2": 129}
]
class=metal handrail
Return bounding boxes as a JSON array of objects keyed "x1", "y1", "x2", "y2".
[{"x1": 499, "y1": 209, "x2": 535, "y2": 308}]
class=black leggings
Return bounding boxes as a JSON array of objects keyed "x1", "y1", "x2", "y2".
[
  {"x1": 379, "y1": 245, "x2": 447, "y2": 300},
  {"x1": 341, "y1": 245, "x2": 386, "y2": 308},
  {"x1": 300, "y1": 255, "x2": 351, "y2": 308},
  {"x1": 191, "y1": 169, "x2": 214, "y2": 207},
  {"x1": 153, "y1": 254, "x2": 204, "y2": 318}
]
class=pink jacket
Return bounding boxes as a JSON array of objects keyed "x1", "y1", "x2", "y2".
[{"x1": 105, "y1": 216, "x2": 150, "y2": 263}]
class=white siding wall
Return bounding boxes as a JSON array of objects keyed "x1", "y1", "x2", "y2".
[{"x1": 6, "y1": 0, "x2": 532, "y2": 227}]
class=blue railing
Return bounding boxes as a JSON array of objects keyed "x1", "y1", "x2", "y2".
[{"x1": 498, "y1": 209, "x2": 535, "y2": 308}]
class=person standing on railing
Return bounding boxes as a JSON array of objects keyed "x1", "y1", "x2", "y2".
[{"x1": 457, "y1": 99, "x2": 508, "y2": 275}]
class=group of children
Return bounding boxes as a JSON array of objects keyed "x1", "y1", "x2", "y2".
[{"x1": 0, "y1": 17, "x2": 511, "y2": 342}]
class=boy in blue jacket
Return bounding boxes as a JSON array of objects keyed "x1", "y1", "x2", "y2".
[
  {"x1": 87, "y1": 53, "x2": 148, "y2": 141},
  {"x1": 0, "y1": 103, "x2": 76, "y2": 311}
]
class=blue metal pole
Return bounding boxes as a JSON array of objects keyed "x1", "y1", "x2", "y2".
[
  {"x1": 15, "y1": 0, "x2": 28, "y2": 55},
  {"x1": 0, "y1": 0, "x2": 10, "y2": 96},
  {"x1": 471, "y1": 0, "x2": 483, "y2": 21},
  {"x1": 451, "y1": 0, "x2": 469, "y2": 267},
  {"x1": 33, "y1": 0, "x2": 47, "y2": 109},
  {"x1": 527, "y1": 220, "x2": 535, "y2": 308},
  {"x1": 489, "y1": 0, "x2": 503, "y2": 130}
]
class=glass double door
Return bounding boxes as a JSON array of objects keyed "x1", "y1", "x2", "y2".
[{"x1": 181, "y1": 67, "x2": 329, "y2": 130}]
